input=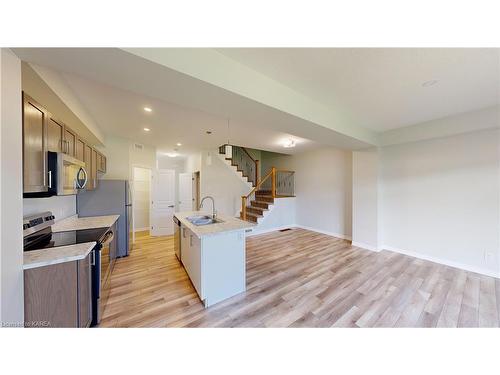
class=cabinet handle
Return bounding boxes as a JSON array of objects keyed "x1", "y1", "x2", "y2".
[
  {"x1": 190, "y1": 235, "x2": 193, "y2": 247},
  {"x1": 48, "y1": 170, "x2": 52, "y2": 188},
  {"x1": 91, "y1": 250, "x2": 95, "y2": 266}
]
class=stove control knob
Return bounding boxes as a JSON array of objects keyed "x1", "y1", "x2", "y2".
[
  {"x1": 23, "y1": 223, "x2": 30, "y2": 230},
  {"x1": 45, "y1": 215, "x2": 55, "y2": 221}
]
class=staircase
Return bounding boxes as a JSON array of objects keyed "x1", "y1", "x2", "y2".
[{"x1": 218, "y1": 144, "x2": 295, "y2": 224}]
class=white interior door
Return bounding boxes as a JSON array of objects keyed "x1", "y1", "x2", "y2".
[
  {"x1": 179, "y1": 173, "x2": 194, "y2": 211},
  {"x1": 151, "y1": 169, "x2": 175, "y2": 236}
]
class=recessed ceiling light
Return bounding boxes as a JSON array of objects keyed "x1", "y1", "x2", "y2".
[
  {"x1": 283, "y1": 139, "x2": 296, "y2": 148},
  {"x1": 143, "y1": 127, "x2": 150, "y2": 132},
  {"x1": 144, "y1": 107, "x2": 152, "y2": 112},
  {"x1": 165, "y1": 152, "x2": 178, "y2": 158},
  {"x1": 176, "y1": 143, "x2": 182, "y2": 146},
  {"x1": 422, "y1": 80, "x2": 438, "y2": 87}
]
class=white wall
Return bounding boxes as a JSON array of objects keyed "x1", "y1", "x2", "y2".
[
  {"x1": 23, "y1": 196, "x2": 76, "y2": 222},
  {"x1": 184, "y1": 152, "x2": 202, "y2": 173},
  {"x1": 261, "y1": 147, "x2": 353, "y2": 239},
  {"x1": 97, "y1": 136, "x2": 130, "y2": 180},
  {"x1": 352, "y1": 148, "x2": 380, "y2": 251},
  {"x1": 0, "y1": 49, "x2": 24, "y2": 325},
  {"x1": 249, "y1": 197, "x2": 297, "y2": 235},
  {"x1": 380, "y1": 128, "x2": 500, "y2": 277},
  {"x1": 200, "y1": 149, "x2": 251, "y2": 217},
  {"x1": 132, "y1": 167, "x2": 151, "y2": 231},
  {"x1": 97, "y1": 135, "x2": 156, "y2": 181}
]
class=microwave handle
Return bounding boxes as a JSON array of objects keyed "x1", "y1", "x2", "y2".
[
  {"x1": 48, "y1": 170, "x2": 52, "y2": 189},
  {"x1": 76, "y1": 167, "x2": 88, "y2": 189}
]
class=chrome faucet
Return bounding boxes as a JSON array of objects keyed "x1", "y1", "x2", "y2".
[{"x1": 199, "y1": 196, "x2": 217, "y2": 219}]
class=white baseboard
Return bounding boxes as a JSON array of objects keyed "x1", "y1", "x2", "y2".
[
  {"x1": 294, "y1": 225, "x2": 352, "y2": 241},
  {"x1": 382, "y1": 245, "x2": 500, "y2": 279},
  {"x1": 248, "y1": 223, "x2": 352, "y2": 241},
  {"x1": 246, "y1": 224, "x2": 297, "y2": 237},
  {"x1": 351, "y1": 241, "x2": 381, "y2": 252}
]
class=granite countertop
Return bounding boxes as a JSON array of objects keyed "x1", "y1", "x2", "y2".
[
  {"x1": 175, "y1": 211, "x2": 255, "y2": 238},
  {"x1": 24, "y1": 242, "x2": 96, "y2": 270},
  {"x1": 52, "y1": 214, "x2": 120, "y2": 233}
]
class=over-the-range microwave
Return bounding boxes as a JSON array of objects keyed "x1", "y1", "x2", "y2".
[{"x1": 24, "y1": 152, "x2": 88, "y2": 198}]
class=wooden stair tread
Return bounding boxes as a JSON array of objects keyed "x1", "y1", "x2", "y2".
[
  {"x1": 252, "y1": 200, "x2": 273, "y2": 205},
  {"x1": 247, "y1": 211, "x2": 264, "y2": 217}
]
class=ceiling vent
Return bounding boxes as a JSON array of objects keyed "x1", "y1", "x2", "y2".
[{"x1": 134, "y1": 143, "x2": 144, "y2": 151}]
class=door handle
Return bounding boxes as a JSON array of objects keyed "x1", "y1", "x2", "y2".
[{"x1": 168, "y1": 205, "x2": 174, "y2": 208}]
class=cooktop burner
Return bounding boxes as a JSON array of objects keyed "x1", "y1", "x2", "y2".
[{"x1": 23, "y1": 227, "x2": 108, "y2": 252}]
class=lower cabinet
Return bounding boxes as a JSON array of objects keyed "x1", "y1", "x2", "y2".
[
  {"x1": 181, "y1": 227, "x2": 202, "y2": 297},
  {"x1": 24, "y1": 251, "x2": 94, "y2": 328},
  {"x1": 179, "y1": 224, "x2": 246, "y2": 307},
  {"x1": 77, "y1": 252, "x2": 92, "y2": 328}
]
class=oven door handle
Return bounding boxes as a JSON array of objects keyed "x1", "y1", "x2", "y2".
[{"x1": 101, "y1": 231, "x2": 114, "y2": 246}]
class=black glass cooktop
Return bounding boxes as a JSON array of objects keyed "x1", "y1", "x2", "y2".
[{"x1": 24, "y1": 227, "x2": 108, "y2": 252}]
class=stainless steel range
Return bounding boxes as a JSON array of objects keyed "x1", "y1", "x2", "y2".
[{"x1": 23, "y1": 211, "x2": 114, "y2": 326}]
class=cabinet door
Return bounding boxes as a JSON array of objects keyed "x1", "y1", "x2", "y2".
[
  {"x1": 190, "y1": 233, "x2": 202, "y2": 297},
  {"x1": 84, "y1": 144, "x2": 95, "y2": 190},
  {"x1": 76, "y1": 137, "x2": 85, "y2": 162},
  {"x1": 64, "y1": 127, "x2": 77, "y2": 157},
  {"x1": 24, "y1": 261, "x2": 78, "y2": 328},
  {"x1": 77, "y1": 252, "x2": 92, "y2": 328},
  {"x1": 181, "y1": 226, "x2": 189, "y2": 265},
  {"x1": 23, "y1": 93, "x2": 48, "y2": 194},
  {"x1": 101, "y1": 154, "x2": 107, "y2": 173},
  {"x1": 47, "y1": 116, "x2": 64, "y2": 153},
  {"x1": 91, "y1": 148, "x2": 98, "y2": 189},
  {"x1": 96, "y1": 152, "x2": 107, "y2": 173},
  {"x1": 182, "y1": 228, "x2": 202, "y2": 298}
]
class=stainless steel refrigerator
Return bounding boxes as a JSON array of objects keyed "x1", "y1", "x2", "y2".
[{"x1": 77, "y1": 180, "x2": 132, "y2": 257}]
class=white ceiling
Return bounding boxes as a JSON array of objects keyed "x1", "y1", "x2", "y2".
[
  {"x1": 12, "y1": 48, "x2": 499, "y2": 154},
  {"x1": 14, "y1": 48, "x2": 370, "y2": 152},
  {"x1": 217, "y1": 48, "x2": 500, "y2": 132},
  {"x1": 59, "y1": 70, "x2": 318, "y2": 155}
]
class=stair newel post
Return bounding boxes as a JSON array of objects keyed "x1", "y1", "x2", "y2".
[
  {"x1": 271, "y1": 167, "x2": 277, "y2": 198},
  {"x1": 241, "y1": 196, "x2": 247, "y2": 221}
]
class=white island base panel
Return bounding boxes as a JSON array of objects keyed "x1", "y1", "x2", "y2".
[{"x1": 182, "y1": 225, "x2": 246, "y2": 307}]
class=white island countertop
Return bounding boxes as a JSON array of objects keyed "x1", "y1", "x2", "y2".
[
  {"x1": 24, "y1": 242, "x2": 96, "y2": 270},
  {"x1": 174, "y1": 211, "x2": 255, "y2": 238},
  {"x1": 52, "y1": 214, "x2": 120, "y2": 233}
]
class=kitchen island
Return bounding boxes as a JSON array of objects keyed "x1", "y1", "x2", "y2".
[{"x1": 174, "y1": 211, "x2": 255, "y2": 307}]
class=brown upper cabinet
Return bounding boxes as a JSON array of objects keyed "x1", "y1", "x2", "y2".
[
  {"x1": 76, "y1": 137, "x2": 85, "y2": 162},
  {"x1": 91, "y1": 148, "x2": 98, "y2": 190},
  {"x1": 47, "y1": 114, "x2": 77, "y2": 158},
  {"x1": 47, "y1": 116, "x2": 64, "y2": 153},
  {"x1": 84, "y1": 143, "x2": 94, "y2": 190},
  {"x1": 22, "y1": 91, "x2": 106, "y2": 195},
  {"x1": 23, "y1": 93, "x2": 48, "y2": 194},
  {"x1": 97, "y1": 152, "x2": 107, "y2": 173},
  {"x1": 64, "y1": 127, "x2": 77, "y2": 158}
]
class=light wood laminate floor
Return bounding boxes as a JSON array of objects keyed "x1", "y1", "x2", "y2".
[{"x1": 99, "y1": 228, "x2": 500, "y2": 328}]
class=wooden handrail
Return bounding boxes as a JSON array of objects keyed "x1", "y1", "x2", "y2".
[
  {"x1": 241, "y1": 167, "x2": 274, "y2": 221},
  {"x1": 240, "y1": 167, "x2": 296, "y2": 221}
]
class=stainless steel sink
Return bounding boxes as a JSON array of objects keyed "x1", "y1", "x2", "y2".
[{"x1": 186, "y1": 215, "x2": 224, "y2": 226}]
